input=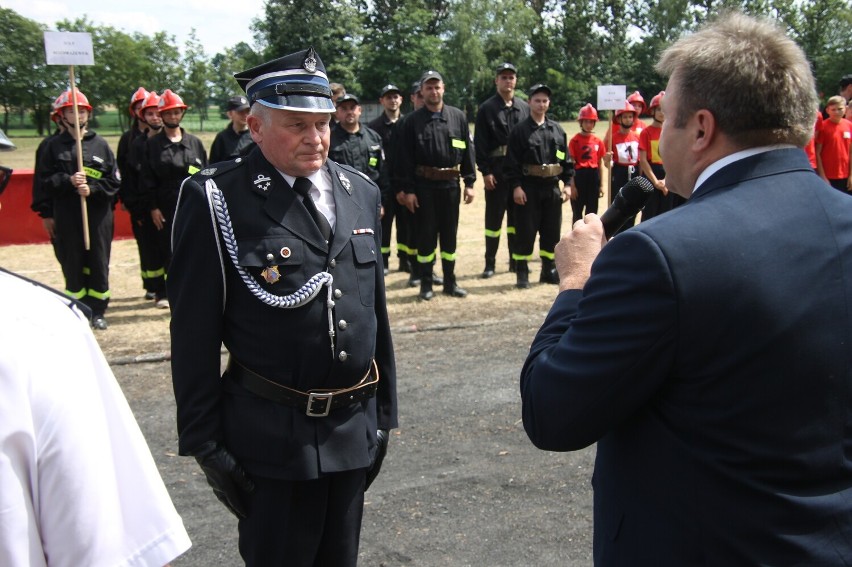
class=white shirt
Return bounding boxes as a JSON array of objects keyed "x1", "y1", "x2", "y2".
[
  {"x1": 693, "y1": 144, "x2": 796, "y2": 194},
  {"x1": 0, "y1": 270, "x2": 191, "y2": 567},
  {"x1": 277, "y1": 167, "x2": 337, "y2": 229}
]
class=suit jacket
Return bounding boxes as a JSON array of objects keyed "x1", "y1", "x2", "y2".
[
  {"x1": 169, "y1": 148, "x2": 397, "y2": 480},
  {"x1": 521, "y1": 148, "x2": 852, "y2": 565}
]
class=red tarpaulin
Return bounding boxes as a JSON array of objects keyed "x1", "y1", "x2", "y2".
[{"x1": 0, "y1": 169, "x2": 134, "y2": 246}]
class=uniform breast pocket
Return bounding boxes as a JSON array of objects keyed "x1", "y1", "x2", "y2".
[
  {"x1": 236, "y1": 235, "x2": 305, "y2": 292},
  {"x1": 351, "y1": 235, "x2": 377, "y2": 306}
]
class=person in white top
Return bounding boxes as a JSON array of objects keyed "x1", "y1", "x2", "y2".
[{"x1": 0, "y1": 265, "x2": 192, "y2": 567}]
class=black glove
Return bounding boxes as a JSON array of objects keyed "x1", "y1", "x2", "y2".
[
  {"x1": 365, "y1": 429, "x2": 390, "y2": 491},
  {"x1": 193, "y1": 442, "x2": 255, "y2": 519}
]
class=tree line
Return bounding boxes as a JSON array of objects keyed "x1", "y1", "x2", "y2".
[{"x1": 2, "y1": 0, "x2": 849, "y2": 135}]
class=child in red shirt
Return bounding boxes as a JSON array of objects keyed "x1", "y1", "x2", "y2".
[
  {"x1": 816, "y1": 95, "x2": 852, "y2": 192},
  {"x1": 568, "y1": 104, "x2": 605, "y2": 222},
  {"x1": 604, "y1": 100, "x2": 640, "y2": 233}
]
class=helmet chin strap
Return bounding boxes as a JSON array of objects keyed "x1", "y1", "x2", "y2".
[{"x1": 163, "y1": 120, "x2": 181, "y2": 129}]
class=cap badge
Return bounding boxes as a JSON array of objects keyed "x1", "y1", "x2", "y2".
[
  {"x1": 303, "y1": 48, "x2": 318, "y2": 73},
  {"x1": 253, "y1": 173, "x2": 272, "y2": 192},
  {"x1": 337, "y1": 171, "x2": 352, "y2": 194}
]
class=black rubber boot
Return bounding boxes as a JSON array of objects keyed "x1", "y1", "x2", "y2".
[
  {"x1": 442, "y1": 261, "x2": 467, "y2": 297},
  {"x1": 482, "y1": 237, "x2": 498, "y2": 278},
  {"x1": 481, "y1": 258, "x2": 496, "y2": 279},
  {"x1": 540, "y1": 259, "x2": 559, "y2": 284},
  {"x1": 382, "y1": 253, "x2": 390, "y2": 276},
  {"x1": 398, "y1": 255, "x2": 410, "y2": 273},
  {"x1": 516, "y1": 261, "x2": 531, "y2": 289},
  {"x1": 418, "y1": 264, "x2": 434, "y2": 300}
]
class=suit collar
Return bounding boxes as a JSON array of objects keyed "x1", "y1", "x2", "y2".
[
  {"x1": 327, "y1": 162, "x2": 364, "y2": 259},
  {"x1": 691, "y1": 147, "x2": 812, "y2": 201}
]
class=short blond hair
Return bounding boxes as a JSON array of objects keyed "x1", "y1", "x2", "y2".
[{"x1": 656, "y1": 12, "x2": 817, "y2": 147}]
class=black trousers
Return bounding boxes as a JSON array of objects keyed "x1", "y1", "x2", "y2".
[
  {"x1": 483, "y1": 163, "x2": 516, "y2": 261},
  {"x1": 514, "y1": 181, "x2": 562, "y2": 259},
  {"x1": 571, "y1": 167, "x2": 601, "y2": 222},
  {"x1": 130, "y1": 210, "x2": 166, "y2": 296},
  {"x1": 381, "y1": 195, "x2": 416, "y2": 262},
  {"x1": 53, "y1": 199, "x2": 113, "y2": 316},
  {"x1": 238, "y1": 469, "x2": 367, "y2": 567},
  {"x1": 413, "y1": 182, "x2": 460, "y2": 267}
]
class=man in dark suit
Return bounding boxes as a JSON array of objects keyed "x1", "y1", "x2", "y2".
[
  {"x1": 520, "y1": 13, "x2": 852, "y2": 565},
  {"x1": 168, "y1": 47, "x2": 397, "y2": 566}
]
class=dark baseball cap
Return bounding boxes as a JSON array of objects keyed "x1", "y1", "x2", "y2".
[
  {"x1": 336, "y1": 93, "x2": 360, "y2": 105},
  {"x1": 420, "y1": 70, "x2": 443, "y2": 87},
  {"x1": 840, "y1": 74, "x2": 852, "y2": 89},
  {"x1": 410, "y1": 81, "x2": 421, "y2": 95},
  {"x1": 380, "y1": 84, "x2": 402, "y2": 97},
  {"x1": 495, "y1": 62, "x2": 517, "y2": 75},
  {"x1": 527, "y1": 83, "x2": 552, "y2": 98},
  {"x1": 226, "y1": 95, "x2": 250, "y2": 112}
]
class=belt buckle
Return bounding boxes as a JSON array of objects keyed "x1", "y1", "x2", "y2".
[{"x1": 306, "y1": 392, "x2": 332, "y2": 417}]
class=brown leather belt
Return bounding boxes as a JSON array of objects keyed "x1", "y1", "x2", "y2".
[
  {"x1": 489, "y1": 146, "x2": 507, "y2": 158},
  {"x1": 522, "y1": 163, "x2": 563, "y2": 177},
  {"x1": 227, "y1": 357, "x2": 379, "y2": 417},
  {"x1": 415, "y1": 165, "x2": 461, "y2": 181}
]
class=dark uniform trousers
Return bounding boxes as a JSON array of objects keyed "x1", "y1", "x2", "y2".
[
  {"x1": 414, "y1": 180, "x2": 461, "y2": 278},
  {"x1": 515, "y1": 179, "x2": 562, "y2": 262},
  {"x1": 571, "y1": 167, "x2": 601, "y2": 223},
  {"x1": 381, "y1": 195, "x2": 416, "y2": 269},
  {"x1": 169, "y1": 150, "x2": 397, "y2": 567},
  {"x1": 129, "y1": 211, "x2": 166, "y2": 295},
  {"x1": 483, "y1": 156, "x2": 516, "y2": 264}
]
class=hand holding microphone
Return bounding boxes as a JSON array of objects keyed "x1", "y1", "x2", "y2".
[{"x1": 555, "y1": 176, "x2": 655, "y2": 290}]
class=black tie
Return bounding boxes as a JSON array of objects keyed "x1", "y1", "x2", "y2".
[{"x1": 292, "y1": 177, "x2": 332, "y2": 242}]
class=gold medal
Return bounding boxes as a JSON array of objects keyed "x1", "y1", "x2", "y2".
[{"x1": 261, "y1": 265, "x2": 281, "y2": 284}]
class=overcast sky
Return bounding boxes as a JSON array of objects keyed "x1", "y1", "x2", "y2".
[{"x1": 8, "y1": 0, "x2": 266, "y2": 56}]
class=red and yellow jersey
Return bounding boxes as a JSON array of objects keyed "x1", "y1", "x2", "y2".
[
  {"x1": 638, "y1": 124, "x2": 662, "y2": 165},
  {"x1": 569, "y1": 133, "x2": 604, "y2": 170},
  {"x1": 816, "y1": 118, "x2": 852, "y2": 179}
]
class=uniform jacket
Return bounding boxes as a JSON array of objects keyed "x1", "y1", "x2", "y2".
[
  {"x1": 329, "y1": 124, "x2": 389, "y2": 197},
  {"x1": 141, "y1": 128, "x2": 207, "y2": 216},
  {"x1": 395, "y1": 104, "x2": 476, "y2": 192},
  {"x1": 209, "y1": 125, "x2": 256, "y2": 164},
  {"x1": 30, "y1": 130, "x2": 61, "y2": 219},
  {"x1": 504, "y1": 116, "x2": 573, "y2": 190},
  {"x1": 169, "y1": 148, "x2": 398, "y2": 481},
  {"x1": 473, "y1": 94, "x2": 529, "y2": 176},
  {"x1": 520, "y1": 148, "x2": 852, "y2": 565},
  {"x1": 116, "y1": 125, "x2": 148, "y2": 214}
]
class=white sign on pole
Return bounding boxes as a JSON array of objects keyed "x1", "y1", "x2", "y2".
[
  {"x1": 44, "y1": 32, "x2": 95, "y2": 66},
  {"x1": 597, "y1": 85, "x2": 627, "y2": 110}
]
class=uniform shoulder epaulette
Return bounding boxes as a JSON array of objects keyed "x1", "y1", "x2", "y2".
[{"x1": 192, "y1": 157, "x2": 246, "y2": 181}]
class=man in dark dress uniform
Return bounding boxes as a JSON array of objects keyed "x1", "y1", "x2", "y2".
[
  {"x1": 474, "y1": 62, "x2": 530, "y2": 278},
  {"x1": 168, "y1": 47, "x2": 398, "y2": 567},
  {"x1": 397, "y1": 70, "x2": 476, "y2": 300}
]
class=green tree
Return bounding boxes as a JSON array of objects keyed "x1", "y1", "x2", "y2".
[
  {"x1": 210, "y1": 42, "x2": 263, "y2": 116},
  {"x1": 182, "y1": 29, "x2": 212, "y2": 131}
]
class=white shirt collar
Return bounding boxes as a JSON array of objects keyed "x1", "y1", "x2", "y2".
[{"x1": 692, "y1": 144, "x2": 796, "y2": 194}]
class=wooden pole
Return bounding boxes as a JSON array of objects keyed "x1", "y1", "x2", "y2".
[
  {"x1": 68, "y1": 65, "x2": 90, "y2": 251},
  {"x1": 607, "y1": 112, "x2": 614, "y2": 205}
]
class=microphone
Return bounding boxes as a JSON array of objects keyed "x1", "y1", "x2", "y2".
[{"x1": 600, "y1": 176, "x2": 655, "y2": 237}]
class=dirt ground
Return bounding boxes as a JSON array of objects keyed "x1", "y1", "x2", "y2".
[{"x1": 0, "y1": 143, "x2": 610, "y2": 565}]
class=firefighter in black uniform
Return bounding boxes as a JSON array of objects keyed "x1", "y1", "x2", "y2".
[
  {"x1": 397, "y1": 70, "x2": 475, "y2": 300},
  {"x1": 117, "y1": 87, "x2": 158, "y2": 299},
  {"x1": 368, "y1": 84, "x2": 415, "y2": 274},
  {"x1": 474, "y1": 62, "x2": 530, "y2": 278},
  {"x1": 209, "y1": 95, "x2": 255, "y2": 163},
  {"x1": 504, "y1": 84, "x2": 573, "y2": 289},
  {"x1": 141, "y1": 89, "x2": 207, "y2": 307},
  {"x1": 38, "y1": 89, "x2": 119, "y2": 329},
  {"x1": 168, "y1": 47, "x2": 397, "y2": 567},
  {"x1": 31, "y1": 96, "x2": 65, "y2": 263}
]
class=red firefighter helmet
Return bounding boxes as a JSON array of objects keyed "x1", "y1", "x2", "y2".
[
  {"x1": 158, "y1": 89, "x2": 188, "y2": 112},
  {"x1": 577, "y1": 103, "x2": 598, "y2": 121},
  {"x1": 54, "y1": 89, "x2": 93, "y2": 113},
  {"x1": 50, "y1": 93, "x2": 65, "y2": 123},
  {"x1": 128, "y1": 87, "x2": 149, "y2": 116},
  {"x1": 138, "y1": 91, "x2": 161, "y2": 119},
  {"x1": 649, "y1": 91, "x2": 665, "y2": 112},
  {"x1": 614, "y1": 100, "x2": 637, "y2": 118},
  {"x1": 627, "y1": 90, "x2": 646, "y2": 114}
]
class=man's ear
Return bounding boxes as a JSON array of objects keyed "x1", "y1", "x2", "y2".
[
  {"x1": 693, "y1": 109, "x2": 716, "y2": 151},
  {"x1": 247, "y1": 114, "x2": 263, "y2": 144}
]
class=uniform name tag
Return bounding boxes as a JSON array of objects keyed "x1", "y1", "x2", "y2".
[
  {"x1": 188, "y1": 165, "x2": 200, "y2": 175},
  {"x1": 556, "y1": 150, "x2": 566, "y2": 161},
  {"x1": 451, "y1": 138, "x2": 466, "y2": 149},
  {"x1": 83, "y1": 166, "x2": 102, "y2": 179}
]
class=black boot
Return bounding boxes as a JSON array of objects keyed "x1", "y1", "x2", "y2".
[
  {"x1": 481, "y1": 258, "x2": 496, "y2": 279},
  {"x1": 418, "y1": 264, "x2": 434, "y2": 300},
  {"x1": 382, "y1": 253, "x2": 390, "y2": 276},
  {"x1": 509, "y1": 258, "x2": 516, "y2": 273},
  {"x1": 408, "y1": 261, "x2": 422, "y2": 287},
  {"x1": 516, "y1": 261, "x2": 531, "y2": 289},
  {"x1": 540, "y1": 259, "x2": 559, "y2": 284},
  {"x1": 432, "y1": 264, "x2": 443, "y2": 286},
  {"x1": 398, "y1": 255, "x2": 410, "y2": 273},
  {"x1": 442, "y1": 261, "x2": 467, "y2": 297}
]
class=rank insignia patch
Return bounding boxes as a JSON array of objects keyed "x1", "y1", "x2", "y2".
[
  {"x1": 337, "y1": 171, "x2": 352, "y2": 194},
  {"x1": 253, "y1": 173, "x2": 272, "y2": 192}
]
